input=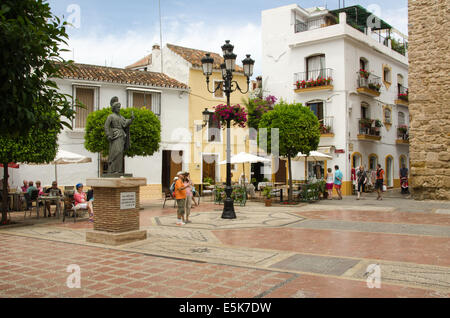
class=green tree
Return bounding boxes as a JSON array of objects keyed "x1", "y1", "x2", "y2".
[
  {"x1": 258, "y1": 101, "x2": 320, "y2": 202},
  {"x1": 84, "y1": 107, "x2": 161, "y2": 158},
  {"x1": 0, "y1": 109, "x2": 60, "y2": 223},
  {"x1": 0, "y1": 0, "x2": 75, "y2": 136}
]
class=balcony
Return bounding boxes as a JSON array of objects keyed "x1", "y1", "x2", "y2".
[
  {"x1": 357, "y1": 72, "x2": 381, "y2": 97},
  {"x1": 396, "y1": 125, "x2": 409, "y2": 144},
  {"x1": 319, "y1": 117, "x2": 334, "y2": 137},
  {"x1": 294, "y1": 68, "x2": 334, "y2": 93},
  {"x1": 395, "y1": 85, "x2": 409, "y2": 107},
  {"x1": 357, "y1": 118, "x2": 382, "y2": 141}
]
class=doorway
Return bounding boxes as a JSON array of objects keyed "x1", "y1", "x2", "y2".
[
  {"x1": 162, "y1": 150, "x2": 183, "y2": 192},
  {"x1": 274, "y1": 158, "x2": 287, "y2": 184},
  {"x1": 251, "y1": 162, "x2": 265, "y2": 188},
  {"x1": 386, "y1": 156, "x2": 394, "y2": 187},
  {"x1": 202, "y1": 154, "x2": 218, "y2": 183}
]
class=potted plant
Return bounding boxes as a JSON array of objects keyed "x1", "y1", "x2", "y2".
[
  {"x1": 359, "y1": 69, "x2": 370, "y2": 79},
  {"x1": 262, "y1": 186, "x2": 272, "y2": 206},
  {"x1": 203, "y1": 177, "x2": 214, "y2": 186},
  {"x1": 359, "y1": 118, "x2": 373, "y2": 128},
  {"x1": 374, "y1": 119, "x2": 383, "y2": 128}
]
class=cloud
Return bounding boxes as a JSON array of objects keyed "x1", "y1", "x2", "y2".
[{"x1": 61, "y1": 19, "x2": 262, "y2": 74}]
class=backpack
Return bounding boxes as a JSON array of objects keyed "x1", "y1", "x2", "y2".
[{"x1": 169, "y1": 182, "x2": 176, "y2": 197}]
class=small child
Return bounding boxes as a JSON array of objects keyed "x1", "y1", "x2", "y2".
[{"x1": 326, "y1": 168, "x2": 334, "y2": 200}]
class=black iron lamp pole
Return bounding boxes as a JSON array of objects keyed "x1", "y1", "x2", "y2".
[{"x1": 201, "y1": 40, "x2": 255, "y2": 219}]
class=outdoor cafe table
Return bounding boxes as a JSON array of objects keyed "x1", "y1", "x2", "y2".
[{"x1": 36, "y1": 195, "x2": 62, "y2": 219}]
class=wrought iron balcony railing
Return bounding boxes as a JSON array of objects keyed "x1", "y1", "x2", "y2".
[
  {"x1": 398, "y1": 84, "x2": 408, "y2": 101},
  {"x1": 358, "y1": 118, "x2": 382, "y2": 137},
  {"x1": 397, "y1": 125, "x2": 409, "y2": 140},
  {"x1": 357, "y1": 72, "x2": 381, "y2": 92},
  {"x1": 294, "y1": 68, "x2": 333, "y2": 89},
  {"x1": 319, "y1": 117, "x2": 334, "y2": 135}
]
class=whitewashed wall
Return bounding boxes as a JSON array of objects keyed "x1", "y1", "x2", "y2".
[
  {"x1": 261, "y1": 5, "x2": 409, "y2": 185},
  {"x1": 5, "y1": 78, "x2": 189, "y2": 188}
]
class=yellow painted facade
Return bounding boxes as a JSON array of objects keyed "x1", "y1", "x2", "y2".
[{"x1": 187, "y1": 69, "x2": 250, "y2": 185}]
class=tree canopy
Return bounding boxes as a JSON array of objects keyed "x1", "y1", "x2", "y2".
[
  {"x1": 0, "y1": 108, "x2": 60, "y2": 223},
  {"x1": 84, "y1": 107, "x2": 161, "y2": 158},
  {"x1": 258, "y1": 101, "x2": 320, "y2": 201},
  {"x1": 0, "y1": 0, "x2": 75, "y2": 137}
]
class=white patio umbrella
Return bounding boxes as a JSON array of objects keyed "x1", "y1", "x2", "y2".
[
  {"x1": 52, "y1": 150, "x2": 92, "y2": 183},
  {"x1": 219, "y1": 152, "x2": 271, "y2": 184},
  {"x1": 292, "y1": 151, "x2": 332, "y2": 181}
]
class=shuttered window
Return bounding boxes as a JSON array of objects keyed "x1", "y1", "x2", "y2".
[
  {"x1": 75, "y1": 87, "x2": 95, "y2": 129},
  {"x1": 132, "y1": 91, "x2": 161, "y2": 116}
]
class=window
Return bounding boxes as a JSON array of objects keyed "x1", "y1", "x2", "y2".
[
  {"x1": 307, "y1": 102, "x2": 324, "y2": 121},
  {"x1": 397, "y1": 74, "x2": 404, "y2": 95},
  {"x1": 361, "y1": 103, "x2": 369, "y2": 119},
  {"x1": 214, "y1": 80, "x2": 224, "y2": 98},
  {"x1": 398, "y1": 112, "x2": 405, "y2": 126},
  {"x1": 74, "y1": 87, "x2": 95, "y2": 129},
  {"x1": 208, "y1": 115, "x2": 221, "y2": 142},
  {"x1": 131, "y1": 91, "x2": 161, "y2": 116},
  {"x1": 384, "y1": 108, "x2": 392, "y2": 124},
  {"x1": 306, "y1": 54, "x2": 326, "y2": 80},
  {"x1": 383, "y1": 65, "x2": 392, "y2": 83},
  {"x1": 360, "y1": 58, "x2": 368, "y2": 71}
]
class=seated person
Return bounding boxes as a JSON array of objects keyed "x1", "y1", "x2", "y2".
[
  {"x1": 21, "y1": 180, "x2": 28, "y2": 193},
  {"x1": 25, "y1": 181, "x2": 38, "y2": 210},
  {"x1": 44, "y1": 181, "x2": 62, "y2": 217},
  {"x1": 35, "y1": 180, "x2": 45, "y2": 208},
  {"x1": 74, "y1": 183, "x2": 94, "y2": 223}
]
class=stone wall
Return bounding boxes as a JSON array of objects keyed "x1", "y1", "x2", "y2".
[{"x1": 408, "y1": 0, "x2": 450, "y2": 200}]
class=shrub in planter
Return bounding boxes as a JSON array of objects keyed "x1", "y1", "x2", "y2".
[{"x1": 262, "y1": 186, "x2": 272, "y2": 206}]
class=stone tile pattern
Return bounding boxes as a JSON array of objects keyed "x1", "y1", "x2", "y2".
[
  {"x1": 408, "y1": 0, "x2": 450, "y2": 200},
  {"x1": 94, "y1": 186, "x2": 140, "y2": 233},
  {"x1": 0, "y1": 234, "x2": 295, "y2": 298}
]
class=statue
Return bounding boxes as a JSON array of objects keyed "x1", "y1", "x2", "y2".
[{"x1": 104, "y1": 97, "x2": 134, "y2": 174}]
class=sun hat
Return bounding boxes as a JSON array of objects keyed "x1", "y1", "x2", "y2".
[{"x1": 176, "y1": 171, "x2": 184, "y2": 176}]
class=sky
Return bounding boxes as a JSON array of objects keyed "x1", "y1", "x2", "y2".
[{"x1": 47, "y1": 0, "x2": 408, "y2": 75}]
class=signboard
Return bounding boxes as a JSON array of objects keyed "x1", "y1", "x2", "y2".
[{"x1": 120, "y1": 192, "x2": 136, "y2": 210}]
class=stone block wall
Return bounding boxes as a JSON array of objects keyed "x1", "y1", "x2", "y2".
[{"x1": 408, "y1": 0, "x2": 450, "y2": 200}]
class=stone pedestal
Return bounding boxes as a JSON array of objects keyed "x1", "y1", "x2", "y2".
[{"x1": 85, "y1": 177, "x2": 147, "y2": 246}]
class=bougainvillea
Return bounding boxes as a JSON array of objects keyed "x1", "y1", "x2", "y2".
[
  {"x1": 212, "y1": 104, "x2": 248, "y2": 128},
  {"x1": 246, "y1": 95, "x2": 277, "y2": 129}
]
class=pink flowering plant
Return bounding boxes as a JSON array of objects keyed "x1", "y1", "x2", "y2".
[{"x1": 212, "y1": 104, "x2": 248, "y2": 128}]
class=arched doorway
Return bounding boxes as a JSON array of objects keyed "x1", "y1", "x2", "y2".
[
  {"x1": 368, "y1": 154, "x2": 378, "y2": 171},
  {"x1": 352, "y1": 152, "x2": 362, "y2": 169},
  {"x1": 385, "y1": 155, "x2": 394, "y2": 187}
]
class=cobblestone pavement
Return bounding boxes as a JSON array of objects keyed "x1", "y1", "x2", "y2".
[{"x1": 0, "y1": 195, "x2": 449, "y2": 298}]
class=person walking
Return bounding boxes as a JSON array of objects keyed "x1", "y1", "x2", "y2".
[
  {"x1": 356, "y1": 166, "x2": 368, "y2": 200},
  {"x1": 174, "y1": 171, "x2": 188, "y2": 225},
  {"x1": 183, "y1": 172, "x2": 194, "y2": 223},
  {"x1": 334, "y1": 165, "x2": 343, "y2": 200},
  {"x1": 399, "y1": 164, "x2": 409, "y2": 194},
  {"x1": 375, "y1": 164, "x2": 385, "y2": 200},
  {"x1": 326, "y1": 168, "x2": 334, "y2": 200}
]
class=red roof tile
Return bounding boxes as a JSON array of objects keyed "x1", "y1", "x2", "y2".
[
  {"x1": 125, "y1": 54, "x2": 152, "y2": 69},
  {"x1": 58, "y1": 63, "x2": 189, "y2": 90},
  {"x1": 166, "y1": 43, "x2": 245, "y2": 73}
]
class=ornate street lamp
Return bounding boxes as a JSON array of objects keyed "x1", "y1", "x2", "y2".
[{"x1": 201, "y1": 40, "x2": 255, "y2": 219}]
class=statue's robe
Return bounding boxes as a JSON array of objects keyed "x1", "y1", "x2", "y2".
[{"x1": 104, "y1": 113, "x2": 132, "y2": 174}]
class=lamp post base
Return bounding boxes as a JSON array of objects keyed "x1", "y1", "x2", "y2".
[{"x1": 221, "y1": 197, "x2": 236, "y2": 219}]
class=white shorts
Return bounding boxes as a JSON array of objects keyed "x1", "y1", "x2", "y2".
[{"x1": 76, "y1": 203, "x2": 88, "y2": 209}]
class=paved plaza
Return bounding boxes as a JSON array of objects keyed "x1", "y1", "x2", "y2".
[{"x1": 0, "y1": 191, "x2": 449, "y2": 298}]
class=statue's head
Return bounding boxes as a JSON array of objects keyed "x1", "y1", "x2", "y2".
[
  {"x1": 112, "y1": 102, "x2": 121, "y2": 114},
  {"x1": 110, "y1": 96, "x2": 119, "y2": 107}
]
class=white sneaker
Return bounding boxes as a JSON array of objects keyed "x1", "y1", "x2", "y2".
[{"x1": 176, "y1": 221, "x2": 185, "y2": 226}]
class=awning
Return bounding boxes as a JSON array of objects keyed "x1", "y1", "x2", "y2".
[
  {"x1": 330, "y1": 5, "x2": 393, "y2": 31},
  {"x1": 0, "y1": 163, "x2": 19, "y2": 169}
]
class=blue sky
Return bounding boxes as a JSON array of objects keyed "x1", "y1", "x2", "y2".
[{"x1": 48, "y1": 0, "x2": 408, "y2": 73}]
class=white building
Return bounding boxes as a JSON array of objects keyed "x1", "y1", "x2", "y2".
[
  {"x1": 262, "y1": 4, "x2": 410, "y2": 195},
  {"x1": 6, "y1": 63, "x2": 190, "y2": 199}
]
